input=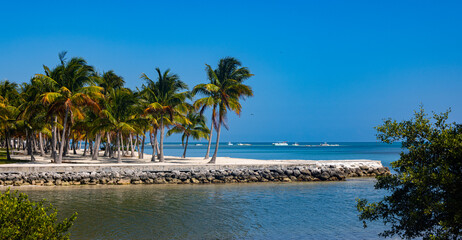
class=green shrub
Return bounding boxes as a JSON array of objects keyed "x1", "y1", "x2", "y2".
[
  {"x1": 0, "y1": 189, "x2": 77, "y2": 240},
  {"x1": 357, "y1": 108, "x2": 462, "y2": 239}
]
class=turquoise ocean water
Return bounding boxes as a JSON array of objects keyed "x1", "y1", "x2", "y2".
[{"x1": 15, "y1": 142, "x2": 402, "y2": 239}]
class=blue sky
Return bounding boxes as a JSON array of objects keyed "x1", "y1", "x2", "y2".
[{"x1": 1, "y1": 0, "x2": 461, "y2": 142}]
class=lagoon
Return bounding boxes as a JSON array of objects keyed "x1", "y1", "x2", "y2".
[{"x1": 8, "y1": 142, "x2": 401, "y2": 239}]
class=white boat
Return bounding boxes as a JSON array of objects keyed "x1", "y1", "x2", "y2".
[
  {"x1": 195, "y1": 144, "x2": 204, "y2": 146},
  {"x1": 320, "y1": 142, "x2": 340, "y2": 147},
  {"x1": 228, "y1": 142, "x2": 233, "y2": 146},
  {"x1": 272, "y1": 141, "x2": 288, "y2": 146},
  {"x1": 292, "y1": 143, "x2": 299, "y2": 146},
  {"x1": 237, "y1": 143, "x2": 251, "y2": 146}
]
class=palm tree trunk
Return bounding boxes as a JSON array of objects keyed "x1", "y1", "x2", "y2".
[
  {"x1": 182, "y1": 135, "x2": 189, "y2": 158},
  {"x1": 57, "y1": 107, "x2": 69, "y2": 164},
  {"x1": 32, "y1": 133, "x2": 37, "y2": 153},
  {"x1": 139, "y1": 133, "x2": 145, "y2": 159},
  {"x1": 129, "y1": 133, "x2": 135, "y2": 157},
  {"x1": 135, "y1": 134, "x2": 139, "y2": 154},
  {"x1": 159, "y1": 114, "x2": 165, "y2": 162},
  {"x1": 92, "y1": 133, "x2": 101, "y2": 160},
  {"x1": 26, "y1": 129, "x2": 35, "y2": 162},
  {"x1": 154, "y1": 129, "x2": 159, "y2": 160},
  {"x1": 117, "y1": 131, "x2": 122, "y2": 163},
  {"x1": 209, "y1": 119, "x2": 222, "y2": 164},
  {"x1": 120, "y1": 134, "x2": 125, "y2": 156},
  {"x1": 204, "y1": 120, "x2": 214, "y2": 159},
  {"x1": 83, "y1": 137, "x2": 88, "y2": 156},
  {"x1": 52, "y1": 116, "x2": 57, "y2": 161},
  {"x1": 72, "y1": 138, "x2": 77, "y2": 155},
  {"x1": 103, "y1": 142, "x2": 108, "y2": 157},
  {"x1": 63, "y1": 127, "x2": 71, "y2": 157},
  {"x1": 5, "y1": 130, "x2": 11, "y2": 161},
  {"x1": 38, "y1": 132, "x2": 45, "y2": 156},
  {"x1": 150, "y1": 131, "x2": 156, "y2": 162},
  {"x1": 106, "y1": 132, "x2": 112, "y2": 158}
]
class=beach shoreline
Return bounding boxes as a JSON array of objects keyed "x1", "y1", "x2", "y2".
[{"x1": 0, "y1": 149, "x2": 390, "y2": 186}]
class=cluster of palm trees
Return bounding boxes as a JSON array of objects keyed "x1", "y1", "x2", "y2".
[{"x1": 0, "y1": 52, "x2": 253, "y2": 164}]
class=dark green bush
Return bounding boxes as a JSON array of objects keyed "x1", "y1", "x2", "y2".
[{"x1": 0, "y1": 189, "x2": 77, "y2": 240}]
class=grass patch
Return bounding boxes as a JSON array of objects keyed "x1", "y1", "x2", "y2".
[{"x1": 0, "y1": 148, "x2": 24, "y2": 164}]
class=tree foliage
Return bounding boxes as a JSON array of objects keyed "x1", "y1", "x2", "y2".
[
  {"x1": 0, "y1": 189, "x2": 77, "y2": 240},
  {"x1": 357, "y1": 107, "x2": 462, "y2": 239}
]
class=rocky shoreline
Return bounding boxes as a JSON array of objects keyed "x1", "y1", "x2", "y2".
[{"x1": 0, "y1": 163, "x2": 390, "y2": 186}]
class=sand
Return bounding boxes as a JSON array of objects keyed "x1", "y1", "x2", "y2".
[{"x1": 3, "y1": 149, "x2": 382, "y2": 168}]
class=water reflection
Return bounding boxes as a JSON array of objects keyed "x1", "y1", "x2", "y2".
[{"x1": 8, "y1": 180, "x2": 387, "y2": 240}]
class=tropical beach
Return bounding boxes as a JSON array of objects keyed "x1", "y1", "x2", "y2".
[{"x1": 2, "y1": 1, "x2": 462, "y2": 239}]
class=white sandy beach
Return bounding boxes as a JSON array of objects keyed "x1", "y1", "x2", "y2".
[{"x1": 4, "y1": 149, "x2": 383, "y2": 168}]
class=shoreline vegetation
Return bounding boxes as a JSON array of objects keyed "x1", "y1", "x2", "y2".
[{"x1": 0, "y1": 53, "x2": 252, "y2": 165}]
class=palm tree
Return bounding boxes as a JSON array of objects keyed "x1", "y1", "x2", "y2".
[
  {"x1": 199, "y1": 57, "x2": 254, "y2": 164},
  {"x1": 0, "y1": 80, "x2": 20, "y2": 161},
  {"x1": 141, "y1": 68, "x2": 189, "y2": 162},
  {"x1": 89, "y1": 70, "x2": 126, "y2": 160},
  {"x1": 18, "y1": 81, "x2": 49, "y2": 160},
  {"x1": 98, "y1": 70, "x2": 125, "y2": 95},
  {"x1": 167, "y1": 110, "x2": 210, "y2": 158},
  {"x1": 192, "y1": 82, "x2": 220, "y2": 159},
  {"x1": 37, "y1": 52, "x2": 101, "y2": 163},
  {"x1": 93, "y1": 88, "x2": 140, "y2": 163}
]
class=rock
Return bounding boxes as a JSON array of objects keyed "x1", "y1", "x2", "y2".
[
  {"x1": 249, "y1": 176, "x2": 258, "y2": 182},
  {"x1": 44, "y1": 181, "x2": 55, "y2": 186},
  {"x1": 190, "y1": 178, "x2": 200, "y2": 184},
  {"x1": 281, "y1": 177, "x2": 292, "y2": 182},
  {"x1": 13, "y1": 180, "x2": 23, "y2": 186},
  {"x1": 154, "y1": 178, "x2": 167, "y2": 184},
  {"x1": 168, "y1": 178, "x2": 182, "y2": 184},
  {"x1": 117, "y1": 179, "x2": 131, "y2": 185},
  {"x1": 311, "y1": 168, "x2": 321, "y2": 177},
  {"x1": 319, "y1": 172, "x2": 330, "y2": 180},
  {"x1": 293, "y1": 170, "x2": 301, "y2": 176},
  {"x1": 131, "y1": 180, "x2": 142, "y2": 184}
]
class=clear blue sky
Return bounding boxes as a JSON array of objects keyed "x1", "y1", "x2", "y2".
[{"x1": 1, "y1": 0, "x2": 461, "y2": 142}]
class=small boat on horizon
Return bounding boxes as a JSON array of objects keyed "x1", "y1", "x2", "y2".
[
  {"x1": 292, "y1": 143, "x2": 299, "y2": 146},
  {"x1": 320, "y1": 142, "x2": 340, "y2": 147},
  {"x1": 273, "y1": 141, "x2": 289, "y2": 146},
  {"x1": 228, "y1": 142, "x2": 233, "y2": 146},
  {"x1": 237, "y1": 143, "x2": 251, "y2": 146},
  {"x1": 195, "y1": 144, "x2": 204, "y2": 146}
]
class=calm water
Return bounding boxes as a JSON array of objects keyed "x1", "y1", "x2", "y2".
[
  {"x1": 160, "y1": 142, "x2": 401, "y2": 169},
  {"x1": 10, "y1": 142, "x2": 403, "y2": 239}
]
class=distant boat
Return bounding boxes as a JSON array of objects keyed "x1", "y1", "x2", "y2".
[
  {"x1": 320, "y1": 142, "x2": 340, "y2": 147},
  {"x1": 292, "y1": 143, "x2": 299, "y2": 146},
  {"x1": 228, "y1": 142, "x2": 233, "y2": 146},
  {"x1": 237, "y1": 143, "x2": 251, "y2": 146},
  {"x1": 273, "y1": 141, "x2": 288, "y2": 146},
  {"x1": 195, "y1": 144, "x2": 204, "y2": 146}
]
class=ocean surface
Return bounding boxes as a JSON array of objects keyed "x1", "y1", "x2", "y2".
[{"x1": 13, "y1": 142, "x2": 403, "y2": 239}]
